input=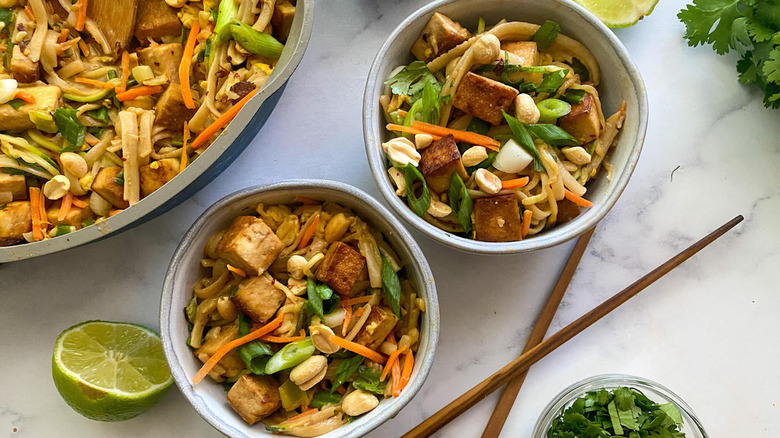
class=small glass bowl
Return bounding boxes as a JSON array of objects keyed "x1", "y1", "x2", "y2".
[{"x1": 533, "y1": 374, "x2": 709, "y2": 438}]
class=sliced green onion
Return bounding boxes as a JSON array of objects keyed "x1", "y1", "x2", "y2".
[
  {"x1": 531, "y1": 20, "x2": 561, "y2": 50},
  {"x1": 381, "y1": 255, "x2": 401, "y2": 318},
  {"x1": 401, "y1": 163, "x2": 431, "y2": 217},
  {"x1": 63, "y1": 88, "x2": 111, "y2": 102},
  {"x1": 526, "y1": 124, "x2": 578, "y2": 146},
  {"x1": 537, "y1": 69, "x2": 569, "y2": 94},
  {"x1": 537, "y1": 98, "x2": 571, "y2": 123},
  {"x1": 230, "y1": 21, "x2": 284, "y2": 59},
  {"x1": 502, "y1": 110, "x2": 545, "y2": 172},
  {"x1": 477, "y1": 16, "x2": 486, "y2": 34},
  {"x1": 264, "y1": 338, "x2": 315, "y2": 374},
  {"x1": 29, "y1": 110, "x2": 58, "y2": 133},
  {"x1": 448, "y1": 173, "x2": 473, "y2": 233},
  {"x1": 561, "y1": 88, "x2": 586, "y2": 105},
  {"x1": 310, "y1": 391, "x2": 342, "y2": 409},
  {"x1": 53, "y1": 108, "x2": 86, "y2": 151},
  {"x1": 53, "y1": 224, "x2": 75, "y2": 236},
  {"x1": 239, "y1": 340, "x2": 273, "y2": 375},
  {"x1": 214, "y1": 0, "x2": 239, "y2": 43}
]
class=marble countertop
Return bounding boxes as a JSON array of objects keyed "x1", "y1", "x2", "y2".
[{"x1": 2, "y1": 0, "x2": 779, "y2": 436}]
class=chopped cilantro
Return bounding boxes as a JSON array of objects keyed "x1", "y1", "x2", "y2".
[
  {"x1": 115, "y1": 169, "x2": 125, "y2": 186},
  {"x1": 384, "y1": 61, "x2": 441, "y2": 101},
  {"x1": 531, "y1": 20, "x2": 561, "y2": 50},
  {"x1": 7, "y1": 99, "x2": 25, "y2": 110}
]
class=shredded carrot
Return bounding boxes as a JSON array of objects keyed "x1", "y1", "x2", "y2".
[
  {"x1": 75, "y1": 0, "x2": 87, "y2": 32},
  {"x1": 180, "y1": 122, "x2": 190, "y2": 173},
  {"x1": 23, "y1": 5, "x2": 33, "y2": 20},
  {"x1": 227, "y1": 264, "x2": 246, "y2": 277},
  {"x1": 78, "y1": 39, "x2": 90, "y2": 57},
  {"x1": 38, "y1": 189, "x2": 47, "y2": 227},
  {"x1": 354, "y1": 306, "x2": 365, "y2": 319},
  {"x1": 380, "y1": 346, "x2": 407, "y2": 382},
  {"x1": 115, "y1": 85, "x2": 163, "y2": 102},
  {"x1": 14, "y1": 91, "x2": 35, "y2": 104},
  {"x1": 297, "y1": 213, "x2": 320, "y2": 250},
  {"x1": 294, "y1": 195, "x2": 319, "y2": 204},
  {"x1": 29, "y1": 188, "x2": 43, "y2": 241},
  {"x1": 521, "y1": 209, "x2": 532, "y2": 239},
  {"x1": 501, "y1": 177, "x2": 530, "y2": 190},
  {"x1": 179, "y1": 20, "x2": 200, "y2": 110},
  {"x1": 385, "y1": 124, "x2": 443, "y2": 140},
  {"x1": 411, "y1": 121, "x2": 501, "y2": 150},
  {"x1": 71, "y1": 197, "x2": 87, "y2": 208},
  {"x1": 117, "y1": 51, "x2": 130, "y2": 93},
  {"x1": 58, "y1": 193, "x2": 73, "y2": 222},
  {"x1": 261, "y1": 330, "x2": 306, "y2": 344},
  {"x1": 340, "y1": 296, "x2": 372, "y2": 307},
  {"x1": 398, "y1": 350, "x2": 414, "y2": 391},
  {"x1": 75, "y1": 77, "x2": 115, "y2": 89},
  {"x1": 109, "y1": 209, "x2": 123, "y2": 217},
  {"x1": 341, "y1": 305, "x2": 352, "y2": 337},
  {"x1": 328, "y1": 334, "x2": 386, "y2": 364},
  {"x1": 191, "y1": 87, "x2": 258, "y2": 149},
  {"x1": 193, "y1": 313, "x2": 284, "y2": 384},
  {"x1": 391, "y1": 360, "x2": 402, "y2": 397},
  {"x1": 279, "y1": 408, "x2": 317, "y2": 425},
  {"x1": 564, "y1": 189, "x2": 593, "y2": 208},
  {"x1": 57, "y1": 29, "x2": 69, "y2": 43}
]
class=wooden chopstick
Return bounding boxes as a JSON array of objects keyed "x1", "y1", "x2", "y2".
[
  {"x1": 403, "y1": 215, "x2": 744, "y2": 438},
  {"x1": 481, "y1": 227, "x2": 595, "y2": 438}
]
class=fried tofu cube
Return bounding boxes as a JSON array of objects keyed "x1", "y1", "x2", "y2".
[
  {"x1": 0, "y1": 85, "x2": 61, "y2": 131},
  {"x1": 418, "y1": 134, "x2": 468, "y2": 194},
  {"x1": 88, "y1": 0, "x2": 138, "y2": 53},
  {"x1": 134, "y1": 0, "x2": 182, "y2": 41},
  {"x1": 10, "y1": 45, "x2": 39, "y2": 83},
  {"x1": 0, "y1": 172, "x2": 27, "y2": 201},
  {"x1": 139, "y1": 158, "x2": 179, "y2": 197},
  {"x1": 155, "y1": 83, "x2": 196, "y2": 130},
  {"x1": 453, "y1": 72, "x2": 519, "y2": 126},
  {"x1": 195, "y1": 325, "x2": 245, "y2": 379},
  {"x1": 232, "y1": 276, "x2": 286, "y2": 324},
  {"x1": 355, "y1": 306, "x2": 399, "y2": 350},
  {"x1": 271, "y1": 0, "x2": 295, "y2": 42},
  {"x1": 501, "y1": 41, "x2": 539, "y2": 67},
  {"x1": 556, "y1": 198, "x2": 581, "y2": 224},
  {"x1": 92, "y1": 167, "x2": 129, "y2": 209},
  {"x1": 47, "y1": 201, "x2": 93, "y2": 228},
  {"x1": 227, "y1": 375, "x2": 282, "y2": 425},
  {"x1": 137, "y1": 43, "x2": 183, "y2": 84},
  {"x1": 216, "y1": 216, "x2": 285, "y2": 276},
  {"x1": 411, "y1": 12, "x2": 470, "y2": 62},
  {"x1": 558, "y1": 93, "x2": 601, "y2": 144},
  {"x1": 0, "y1": 201, "x2": 31, "y2": 246},
  {"x1": 316, "y1": 241, "x2": 367, "y2": 295},
  {"x1": 473, "y1": 194, "x2": 522, "y2": 242}
]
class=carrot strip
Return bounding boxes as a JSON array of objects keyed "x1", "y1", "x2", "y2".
[
  {"x1": 115, "y1": 85, "x2": 163, "y2": 102},
  {"x1": 191, "y1": 87, "x2": 258, "y2": 149},
  {"x1": 564, "y1": 189, "x2": 593, "y2": 208},
  {"x1": 23, "y1": 5, "x2": 33, "y2": 20},
  {"x1": 297, "y1": 213, "x2": 320, "y2": 250},
  {"x1": 521, "y1": 209, "x2": 532, "y2": 239},
  {"x1": 180, "y1": 122, "x2": 190, "y2": 173},
  {"x1": 78, "y1": 40, "x2": 90, "y2": 57},
  {"x1": 75, "y1": 0, "x2": 87, "y2": 32},
  {"x1": 29, "y1": 188, "x2": 43, "y2": 241},
  {"x1": 58, "y1": 193, "x2": 73, "y2": 222},
  {"x1": 391, "y1": 360, "x2": 402, "y2": 397},
  {"x1": 280, "y1": 408, "x2": 318, "y2": 425},
  {"x1": 341, "y1": 305, "x2": 352, "y2": 337},
  {"x1": 385, "y1": 124, "x2": 443, "y2": 140},
  {"x1": 75, "y1": 77, "x2": 115, "y2": 89},
  {"x1": 193, "y1": 313, "x2": 284, "y2": 384},
  {"x1": 411, "y1": 121, "x2": 501, "y2": 150},
  {"x1": 71, "y1": 197, "x2": 87, "y2": 208},
  {"x1": 354, "y1": 306, "x2": 365, "y2": 319},
  {"x1": 261, "y1": 330, "x2": 306, "y2": 343},
  {"x1": 339, "y1": 296, "x2": 372, "y2": 307},
  {"x1": 380, "y1": 346, "x2": 407, "y2": 382},
  {"x1": 38, "y1": 189, "x2": 47, "y2": 227},
  {"x1": 501, "y1": 177, "x2": 529, "y2": 190},
  {"x1": 109, "y1": 209, "x2": 123, "y2": 217},
  {"x1": 328, "y1": 334, "x2": 386, "y2": 364},
  {"x1": 179, "y1": 20, "x2": 200, "y2": 110},
  {"x1": 14, "y1": 91, "x2": 35, "y2": 104},
  {"x1": 57, "y1": 29, "x2": 69, "y2": 43},
  {"x1": 398, "y1": 350, "x2": 414, "y2": 391},
  {"x1": 227, "y1": 264, "x2": 246, "y2": 277},
  {"x1": 117, "y1": 51, "x2": 130, "y2": 93}
]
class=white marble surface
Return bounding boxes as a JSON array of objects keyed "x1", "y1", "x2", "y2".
[{"x1": 2, "y1": 0, "x2": 779, "y2": 437}]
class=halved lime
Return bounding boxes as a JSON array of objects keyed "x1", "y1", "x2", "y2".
[
  {"x1": 52, "y1": 321, "x2": 173, "y2": 422},
  {"x1": 572, "y1": 0, "x2": 659, "y2": 28}
]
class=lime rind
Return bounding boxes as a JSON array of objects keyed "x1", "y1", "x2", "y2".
[{"x1": 573, "y1": 0, "x2": 659, "y2": 28}]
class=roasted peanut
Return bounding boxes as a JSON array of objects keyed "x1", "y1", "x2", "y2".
[
  {"x1": 342, "y1": 390, "x2": 380, "y2": 416},
  {"x1": 426, "y1": 199, "x2": 452, "y2": 218},
  {"x1": 461, "y1": 146, "x2": 489, "y2": 167},
  {"x1": 290, "y1": 355, "x2": 328, "y2": 391},
  {"x1": 287, "y1": 255, "x2": 307, "y2": 280},
  {"x1": 324, "y1": 213, "x2": 351, "y2": 243},
  {"x1": 514, "y1": 93, "x2": 540, "y2": 125},
  {"x1": 43, "y1": 175, "x2": 71, "y2": 200},
  {"x1": 382, "y1": 137, "x2": 420, "y2": 167},
  {"x1": 474, "y1": 168, "x2": 502, "y2": 194},
  {"x1": 387, "y1": 167, "x2": 407, "y2": 196},
  {"x1": 310, "y1": 324, "x2": 340, "y2": 354}
]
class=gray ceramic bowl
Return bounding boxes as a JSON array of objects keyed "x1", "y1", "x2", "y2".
[
  {"x1": 363, "y1": 0, "x2": 648, "y2": 254},
  {"x1": 159, "y1": 180, "x2": 439, "y2": 438},
  {"x1": 0, "y1": 1, "x2": 313, "y2": 263}
]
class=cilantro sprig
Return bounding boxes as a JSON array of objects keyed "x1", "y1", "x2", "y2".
[{"x1": 679, "y1": 0, "x2": 780, "y2": 108}]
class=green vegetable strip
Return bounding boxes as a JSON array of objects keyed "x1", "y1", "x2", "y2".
[
  {"x1": 448, "y1": 173, "x2": 473, "y2": 233},
  {"x1": 230, "y1": 21, "x2": 284, "y2": 59},
  {"x1": 402, "y1": 163, "x2": 431, "y2": 217},
  {"x1": 214, "y1": 0, "x2": 238, "y2": 42},
  {"x1": 310, "y1": 391, "x2": 342, "y2": 409},
  {"x1": 531, "y1": 20, "x2": 561, "y2": 50},
  {"x1": 264, "y1": 338, "x2": 314, "y2": 374},
  {"x1": 331, "y1": 354, "x2": 363, "y2": 393},
  {"x1": 526, "y1": 124, "x2": 578, "y2": 146},
  {"x1": 307, "y1": 278, "x2": 325, "y2": 320},
  {"x1": 502, "y1": 111, "x2": 545, "y2": 172},
  {"x1": 53, "y1": 108, "x2": 86, "y2": 151},
  {"x1": 537, "y1": 69, "x2": 569, "y2": 94},
  {"x1": 381, "y1": 255, "x2": 401, "y2": 318},
  {"x1": 352, "y1": 365, "x2": 387, "y2": 395}
]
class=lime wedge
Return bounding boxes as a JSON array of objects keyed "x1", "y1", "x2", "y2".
[
  {"x1": 572, "y1": 0, "x2": 659, "y2": 28},
  {"x1": 52, "y1": 321, "x2": 173, "y2": 422}
]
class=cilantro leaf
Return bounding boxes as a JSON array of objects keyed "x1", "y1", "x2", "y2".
[
  {"x1": 385, "y1": 61, "x2": 441, "y2": 100},
  {"x1": 531, "y1": 20, "x2": 561, "y2": 50},
  {"x1": 678, "y1": 0, "x2": 741, "y2": 55},
  {"x1": 762, "y1": 47, "x2": 780, "y2": 82}
]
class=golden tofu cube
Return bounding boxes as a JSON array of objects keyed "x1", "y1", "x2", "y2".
[
  {"x1": 316, "y1": 241, "x2": 367, "y2": 295},
  {"x1": 216, "y1": 216, "x2": 285, "y2": 276},
  {"x1": 232, "y1": 276, "x2": 286, "y2": 324},
  {"x1": 271, "y1": 0, "x2": 295, "y2": 43},
  {"x1": 473, "y1": 194, "x2": 522, "y2": 242},
  {"x1": 92, "y1": 167, "x2": 129, "y2": 209},
  {"x1": 411, "y1": 12, "x2": 471, "y2": 62},
  {"x1": 137, "y1": 43, "x2": 183, "y2": 84},
  {"x1": 355, "y1": 306, "x2": 399, "y2": 350},
  {"x1": 0, "y1": 201, "x2": 31, "y2": 246},
  {"x1": 155, "y1": 83, "x2": 196, "y2": 130},
  {"x1": 501, "y1": 41, "x2": 539, "y2": 67},
  {"x1": 10, "y1": 45, "x2": 39, "y2": 83},
  {"x1": 0, "y1": 172, "x2": 27, "y2": 201},
  {"x1": 0, "y1": 85, "x2": 61, "y2": 131},
  {"x1": 139, "y1": 158, "x2": 179, "y2": 197},
  {"x1": 227, "y1": 375, "x2": 282, "y2": 425},
  {"x1": 134, "y1": 0, "x2": 182, "y2": 41},
  {"x1": 453, "y1": 72, "x2": 519, "y2": 126},
  {"x1": 558, "y1": 93, "x2": 601, "y2": 144},
  {"x1": 418, "y1": 134, "x2": 468, "y2": 194},
  {"x1": 47, "y1": 201, "x2": 94, "y2": 228}
]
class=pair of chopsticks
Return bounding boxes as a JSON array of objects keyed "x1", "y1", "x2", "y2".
[{"x1": 403, "y1": 215, "x2": 744, "y2": 438}]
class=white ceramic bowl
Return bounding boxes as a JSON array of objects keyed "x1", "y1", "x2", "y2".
[
  {"x1": 363, "y1": 0, "x2": 648, "y2": 254},
  {"x1": 159, "y1": 180, "x2": 439, "y2": 438}
]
